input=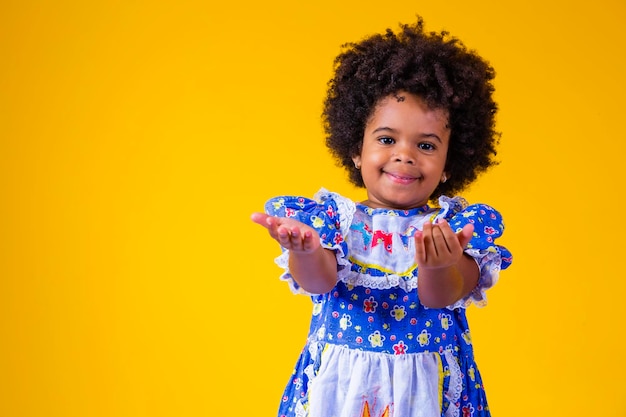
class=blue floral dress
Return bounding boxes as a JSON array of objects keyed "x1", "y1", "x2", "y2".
[{"x1": 265, "y1": 189, "x2": 512, "y2": 417}]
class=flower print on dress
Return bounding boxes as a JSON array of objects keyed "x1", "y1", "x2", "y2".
[
  {"x1": 295, "y1": 197, "x2": 306, "y2": 208},
  {"x1": 339, "y1": 314, "x2": 352, "y2": 330},
  {"x1": 393, "y1": 340, "x2": 408, "y2": 355},
  {"x1": 468, "y1": 365, "x2": 476, "y2": 382},
  {"x1": 368, "y1": 330, "x2": 385, "y2": 348},
  {"x1": 462, "y1": 404, "x2": 475, "y2": 417},
  {"x1": 271, "y1": 198, "x2": 285, "y2": 211},
  {"x1": 417, "y1": 329, "x2": 431, "y2": 347},
  {"x1": 390, "y1": 305, "x2": 407, "y2": 321},
  {"x1": 461, "y1": 209, "x2": 477, "y2": 218},
  {"x1": 363, "y1": 296, "x2": 378, "y2": 313},
  {"x1": 462, "y1": 329, "x2": 472, "y2": 345},
  {"x1": 326, "y1": 204, "x2": 336, "y2": 219},
  {"x1": 439, "y1": 313, "x2": 453, "y2": 330},
  {"x1": 310, "y1": 215, "x2": 325, "y2": 229}
]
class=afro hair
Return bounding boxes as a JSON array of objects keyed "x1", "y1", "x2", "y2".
[{"x1": 322, "y1": 17, "x2": 500, "y2": 201}]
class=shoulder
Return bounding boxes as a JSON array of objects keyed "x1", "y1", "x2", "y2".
[
  {"x1": 265, "y1": 188, "x2": 357, "y2": 234},
  {"x1": 435, "y1": 195, "x2": 506, "y2": 244},
  {"x1": 265, "y1": 188, "x2": 354, "y2": 213},
  {"x1": 436, "y1": 195, "x2": 503, "y2": 223}
]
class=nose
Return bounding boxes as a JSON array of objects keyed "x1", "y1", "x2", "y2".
[{"x1": 393, "y1": 143, "x2": 416, "y2": 164}]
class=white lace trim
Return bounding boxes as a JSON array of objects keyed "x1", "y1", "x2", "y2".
[
  {"x1": 443, "y1": 350, "x2": 463, "y2": 417},
  {"x1": 337, "y1": 270, "x2": 418, "y2": 293}
]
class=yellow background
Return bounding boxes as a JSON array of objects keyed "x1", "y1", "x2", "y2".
[{"x1": 1, "y1": 0, "x2": 625, "y2": 416}]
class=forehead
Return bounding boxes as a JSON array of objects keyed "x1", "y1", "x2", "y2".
[{"x1": 368, "y1": 92, "x2": 450, "y2": 130}]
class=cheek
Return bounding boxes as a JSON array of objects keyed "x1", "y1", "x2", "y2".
[
  {"x1": 361, "y1": 158, "x2": 382, "y2": 173},
  {"x1": 362, "y1": 149, "x2": 387, "y2": 165}
]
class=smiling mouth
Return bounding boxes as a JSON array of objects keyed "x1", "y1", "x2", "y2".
[{"x1": 386, "y1": 172, "x2": 419, "y2": 184}]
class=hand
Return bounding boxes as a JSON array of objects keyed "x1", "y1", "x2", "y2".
[
  {"x1": 415, "y1": 219, "x2": 474, "y2": 270},
  {"x1": 251, "y1": 212, "x2": 321, "y2": 254}
]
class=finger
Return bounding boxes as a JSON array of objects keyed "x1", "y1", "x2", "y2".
[
  {"x1": 301, "y1": 230, "x2": 316, "y2": 252},
  {"x1": 264, "y1": 216, "x2": 282, "y2": 240},
  {"x1": 421, "y1": 221, "x2": 438, "y2": 257},
  {"x1": 250, "y1": 212, "x2": 270, "y2": 228},
  {"x1": 289, "y1": 226, "x2": 304, "y2": 250},
  {"x1": 430, "y1": 221, "x2": 449, "y2": 256},
  {"x1": 414, "y1": 229, "x2": 427, "y2": 264},
  {"x1": 252, "y1": 213, "x2": 284, "y2": 242},
  {"x1": 435, "y1": 219, "x2": 458, "y2": 253},
  {"x1": 276, "y1": 224, "x2": 294, "y2": 247},
  {"x1": 456, "y1": 223, "x2": 474, "y2": 249}
]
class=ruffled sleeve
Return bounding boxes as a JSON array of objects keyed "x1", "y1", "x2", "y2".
[
  {"x1": 264, "y1": 189, "x2": 356, "y2": 295},
  {"x1": 438, "y1": 197, "x2": 513, "y2": 308}
]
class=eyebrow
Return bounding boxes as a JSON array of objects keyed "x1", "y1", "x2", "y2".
[{"x1": 371, "y1": 126, "x2": 443, "y2": 144}]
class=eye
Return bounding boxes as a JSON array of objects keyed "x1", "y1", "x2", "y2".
[
  {"x1": 418, "y1": 142, "x2": 435, "y2": 151},
  {"x1": 378, "y1": 136, "x2": 395, "y2": 145}
]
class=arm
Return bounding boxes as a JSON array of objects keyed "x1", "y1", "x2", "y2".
[
  {"x1": 414, "y1": 219, "x2": 478, "y2": 309},
  {"x1": 251, "y1": 212, "x2": 338, "y2": 294}
]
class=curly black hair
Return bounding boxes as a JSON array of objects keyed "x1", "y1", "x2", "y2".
[{"x1": 323, "y1": 17, "x2": 500, "y2": 201}]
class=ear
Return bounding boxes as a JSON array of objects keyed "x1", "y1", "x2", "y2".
[
  {"x1": 441, "y1": 171, "x2": 449, "y2": 183},
  {"x1": 352, "y1": 155, "x2": 362, "y2": 169}
]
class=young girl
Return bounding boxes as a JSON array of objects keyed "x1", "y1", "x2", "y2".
[{"x1": 251, "y1": 17, "x2": 512, "y2": 417}]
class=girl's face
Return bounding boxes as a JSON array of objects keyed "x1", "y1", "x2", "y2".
[{"x1": 353, "y1": 92, "x2": 450, "y2": 210}]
